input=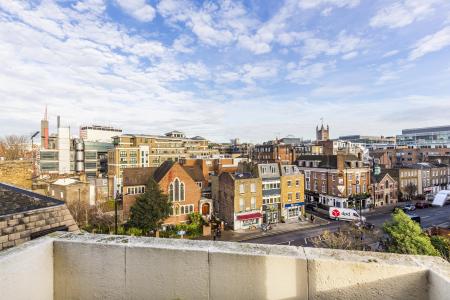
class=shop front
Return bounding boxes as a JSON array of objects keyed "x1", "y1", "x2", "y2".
[
  {"x1": 234, "y1": 212, "x2": 263, "y2": 230},
  {"x1": 284, "y1": 202, "x2": 304, "y2": 219},
  {"x1": 263, "y1": 203, "x2": 281, "y2": 224}
]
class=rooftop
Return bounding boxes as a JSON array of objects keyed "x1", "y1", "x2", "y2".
[
  {"x1": 0, "y1": 182, "x2": 63, "y2": 216},
  {"x1": 0, "y1": 233, "x2": 448, "y2": 299}
]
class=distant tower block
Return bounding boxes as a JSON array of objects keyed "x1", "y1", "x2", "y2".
[
  {"x1": 40, "y1": 106, "x2": 49, "y2": 149},
  {"x1": 316, "y1": 123, "x2": 330, "y2": 141}
]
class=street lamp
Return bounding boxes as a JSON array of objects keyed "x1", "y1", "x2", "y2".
[{"x1": 114, "y1": 184, "x2": 123, "y2": 235}]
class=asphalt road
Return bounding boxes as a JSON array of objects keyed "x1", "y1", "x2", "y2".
[{"x1": 245, "y1": 205, "x2": 450, "y2": 247}]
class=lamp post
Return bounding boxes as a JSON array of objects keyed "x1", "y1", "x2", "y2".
[{"x1": 114, "y1": 184, "x2": 122, "y2": 235}]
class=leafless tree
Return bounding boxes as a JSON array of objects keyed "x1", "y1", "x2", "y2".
[{"x1": 0, "y1": 135, "x2": 28, "y2": 160}]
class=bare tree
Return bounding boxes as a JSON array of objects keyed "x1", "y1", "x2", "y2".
[
  {"x1": 0, "y1": 135, "x2": 28, "y2": 160},
  {"x1": 404, "y1": 183, "x2": 417, "y2": 200}
]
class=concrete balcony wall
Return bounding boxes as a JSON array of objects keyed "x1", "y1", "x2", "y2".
[
  {"x1": 0, "y1": 232, "x2": 449, "y2": 300},
  {"x1": 0, "y1": 237, "x2": 54, "y2": 300}
]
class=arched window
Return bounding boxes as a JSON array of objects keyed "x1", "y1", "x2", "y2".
[
  {"x1": 175, "y1": 206, "x2": 179, "y2": 215},
  {"x1": 174, "y1": 179, "x2": 180, "y2": 201},
  {"x1": 181, "y1": 206, "x2": 185, "y2": 214},
  {"x1": 385, "y1": 180, "x2": 389, "y2": 189},
  {"x1": 180, "y1": 183, "x2": 185, "y2": 201},
  {"x1": 169, "y1": 183, "x2": 174, "y2": 201}
]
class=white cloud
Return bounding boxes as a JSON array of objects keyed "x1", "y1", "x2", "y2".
[
  {"x1": 172, "y1": 35, "x2": 195, "y2": 53},
  {"x1": 300, "y1": 31, "x2": 363, "y2": 59},
  {"x1": 298, "y1": 0, "x2": 360, "y2": 10},
  {"x1": 409, "y1": 26, "x2": 450, "y2": 60},
  {"x1": 341, "y1": 51, "x2": 358, "y2": 60},
  {"x1": 370, "y1": 0, "x2": 442, "y2": 29},
  {"x1": 115, "y1": 0, "x2": 155, "y2": 22},
  {"x1": 311, "y1": 84, "x2": 363, "y2": 97},
  {"x1": 321, "y1": 7, "x2": 333, "y2": 16},
  {"x1": 382, "y1": 50, "x2": 399, "y2": 58},
  {"x1": 286, "y1": 62, "x2": 335, "y2": 84}
]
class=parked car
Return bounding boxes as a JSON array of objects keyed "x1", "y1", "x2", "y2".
[
  {"x1": 392, "y1": 205, "x2": 405, "y2": 212},
  {"x1": 415, "y1": 201, "x2": 430, "y2": 209},
  {"x1": 403, "y1": 203, "x2": 416, "y2": 211}
]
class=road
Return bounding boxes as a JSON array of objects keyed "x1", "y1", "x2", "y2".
[{"x1": 245, "y1": 205, "x2": 450, "y2": 246}]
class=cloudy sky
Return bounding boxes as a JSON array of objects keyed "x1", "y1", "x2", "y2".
[{"x1": 1, "y1": 0, "x2": 450, "y2": 143}]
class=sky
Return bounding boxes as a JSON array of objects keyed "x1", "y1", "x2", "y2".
[{"x1": 1, "y1": 0, "x2": 450, "y2": 143}]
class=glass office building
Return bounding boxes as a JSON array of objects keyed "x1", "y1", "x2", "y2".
[{"x1": 397, "y1": 126, "x2": 450, "y2": 147}]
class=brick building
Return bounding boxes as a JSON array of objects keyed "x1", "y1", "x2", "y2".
[
  {"x1": 122, "y1": 161, "x2": 212, "y2": 228},
  {"x1": 297, "y1": 154, "x2": 371, "y2": 209},
  {"x1": 251, "y1": 143, "x2": 296, "y2": 165},
  {"x1": 48, "y1": 178, "x2": 91, "y2": 205},
  {"x1": 0, "y1": 183, "x2": 78, "y2": 250},
  {"x1": 215, "y1": 172, "x2": 262, "y2": 230},
  {"x1": 279, "y1": 165, "x2": 305, "y2": 220},
  {"x1": 371, "y1": 171, "x2": 398, "y2": 207}
]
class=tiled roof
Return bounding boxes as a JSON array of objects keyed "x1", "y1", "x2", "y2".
[
  {"x1": 0, "y1": 183, "x2": 63, "y2": 216},
  {"x1": 122, "y1": 167, "x2": 156, "y2": 186}
]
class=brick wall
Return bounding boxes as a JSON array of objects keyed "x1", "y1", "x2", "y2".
[
  {"x1": 0, "y1": 205, "x2": 79, "y2": 251},
  {"x1": 0, "y1": 161, "x2": 32, "y2": 189}
]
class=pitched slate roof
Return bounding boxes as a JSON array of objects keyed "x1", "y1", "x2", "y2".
[{"x1": 0, "y1": 182, "x2": 63, "y2": 216}]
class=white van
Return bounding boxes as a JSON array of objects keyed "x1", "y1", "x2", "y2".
[
  {"x1": 329, "y1": 207, "x2": 366, "y2": 222},
  {"x1": 432, "y1": 190, "x2": 450, "y2": 207}
]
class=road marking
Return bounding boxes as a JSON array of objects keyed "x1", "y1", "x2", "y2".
[
  {"x1": 437, "y1": 222, "x2": 449, "y2": 227},
  {"x1": 422, "y1": 216, "x2": 430, "y2": 218}
]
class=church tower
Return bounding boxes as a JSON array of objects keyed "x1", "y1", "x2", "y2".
[{"x1": 316, "y1": 123, "x2": 329, "y2": 141}]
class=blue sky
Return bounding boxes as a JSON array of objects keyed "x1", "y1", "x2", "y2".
[{"x1": 1, "y1": 0, "x2": 450, "y2": 142}]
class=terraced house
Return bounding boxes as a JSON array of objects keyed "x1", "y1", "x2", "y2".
[
  {"x1": 279, "y1": 164, "x2": 305, "y2": 221},
  {"x1": 298, "y1": 153, "x2": 371, "y2": 209},
  {"x1": 215, "y1": 172, "x2": 262, "y2": 230}
]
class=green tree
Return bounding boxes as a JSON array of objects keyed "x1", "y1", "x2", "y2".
[
  {"x1": 383, "y1": 210, "x2": 439, "y2": 256},
  {"x1": 430, "y1": 236, "x2": 450, "y2": 261},
  {"x1": 128, "y1": 178, "x2": 172, "y2": 234}
]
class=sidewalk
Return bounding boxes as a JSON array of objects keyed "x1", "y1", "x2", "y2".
[{"x1": 201, "y1": 216, "x2": 329, "y2": 242}]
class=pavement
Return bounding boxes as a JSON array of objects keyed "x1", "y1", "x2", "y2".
[
  {"x1": 198, "y1": 215, "x2": 329, "y2": 242},
  {"x1": 243, "y1": 204, "x2": 450, "y2": 246}
]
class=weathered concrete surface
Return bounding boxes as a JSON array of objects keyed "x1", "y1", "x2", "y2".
[
  {"x1": 209, "y1": 242, "x2": 308, "y2": 300},
  {"x1": 0, "y1": 236, "x2": 53, "y2": 300},
  {"x1": 1, "y1": 233, "x2": 449, "y2": 300},
  {"x1": 54, "y1": 235, "x2": 127, "y2": 300},
  {"x1": 127, "y1": 238, "x2": 210, "y2": 299},
  {"x1": 304, "y1": 247, "x2": 430, "y2": 300}
]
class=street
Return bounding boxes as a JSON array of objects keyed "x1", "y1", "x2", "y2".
[{"x1": 245, "y1": 205, "x2": 450, "y2": 246}]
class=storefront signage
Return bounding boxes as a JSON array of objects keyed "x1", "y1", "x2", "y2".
[{"x1": 284, "y1": 202, "x2": 305, "y2": 208}]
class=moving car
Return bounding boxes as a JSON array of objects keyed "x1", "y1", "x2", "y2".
[
  {"x1": 329, "y1": 207, "x2": 366, "y2": 222},
  {"x1": 353, "y1": 221, "x2": 375, "y2": 230}
]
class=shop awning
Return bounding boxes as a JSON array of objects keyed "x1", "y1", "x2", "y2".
[{"x1": 236, "y1": 212, "x2": 262, "y2": 221}]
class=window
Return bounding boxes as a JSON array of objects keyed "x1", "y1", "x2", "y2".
[
  {"x1": 169, "y1": 183, "x2": 174, "y2": 201},
  {"x1": 180, "y1": 183, "x2": 185, "y2": 201},
  {"x1": 174, "y1": 179, "x2": 180, "y2": 200},
  {"x1": 287, "y1": 180, "x2": 292, "y2": 187},
  {"x1": 120, "y1": 151, "x2": 127, "y2": 157},
  {"x1": 250, "y1": 183, "x2": 256, "y2": 193},
  {"x1": 240, "y1": 184, "x2": 244, "y2": 194},
  {"x1": 296, "y1": 192, "x2": 300, "y2": 200},
  {"x1": 239, "y1": 198, "x2": 244, "y2": 211},
  {"x1": 295, "y1": 180, "x2": 300, "y2": 186},
  {"x1": 288, "y1": 193, "x2": 292, "y2": 201},
  {"x1": 60, "y1": 192, "x2": 64, "y2": 198},
  {"x1": 251, "y1": 197, "x2": 256, "y2": 209}
]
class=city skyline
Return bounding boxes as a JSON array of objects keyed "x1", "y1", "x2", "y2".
[{"x1": 1, "y1": 0, "x2": 450, "y2": 142}]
